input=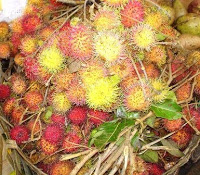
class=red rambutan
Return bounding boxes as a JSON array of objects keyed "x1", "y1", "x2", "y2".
[
  {"x1": 50, "y1": 161, "x2": 74, "y2": 175},
  {"x1": 40, "y1": 137, "x2": 58, "y2": 155},
  {"x1": 22, "y1": 15, "x2": 42, "y2": 34},
  {"x1": 24, "y1": 91, "x2": 43, "y2": 111},
  {"x1": 67, "y1": 106, "x2": 87, "y2": 125},
  {"x1": 121, "y1": 0, "x2": 144, "y2": 28},
  {"x1": 43, "y1": 123, "x2": 64, "y2": 145},
  {"x1": 62, "y1": 132, "x2": 81, "y2": 153},
  {"x1": 0, "y1": 84, "x2": 11, "y2": 100},
  {"x1": 3, "y1": 98, "x2": 16, "y2": 116},
  {"x1": 68, "y1": 23, "x2": 93, "y2": 60},
  {"x1": 10, "y1": 32, "x2": 22, "y2": 49},
  {"x1": 51, "y1": 113, "x2": 66, "y2": 125},
  {"x1": 163, "y1": 118, "x2": 183, "y2": 132},
  {"x1": 10, "y1": 125, "x2": 29, "y2": 144},
  {"x1": 24, "y1": 57, "x2": 39, "y2": 80},
  {"x1": 147, "y1": 163, "x2": 165, "y2": 175},
  {"x1": 88, "y1": 109, "x2": 110, "y2": 126}
]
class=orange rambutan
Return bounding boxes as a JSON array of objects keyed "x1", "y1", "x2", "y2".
[
  {"x1": 22, "y1": 14, "x2": 42, "y2": 34},
  {"x1": 20, "y1": 35, "x2": 38, "y2": 56},
  {"x1": 121, "y1": 0, "x2": 144, "y2": 28},
  {"x1": 50, "y1": 161, "x2": 74, "y2": 175},
  {"x1": 69, "y1": 23, "x2": 93, "y2": 60},
  {"x1": 39, "y1": 26, "x2": 55, "y2": 41},
  {"x1": 159, "y1": 24, "x2": 178, "y2": 40},
  {"x1": 40, "y1": 137, "x2": 58, "y2": 155},
  {"x1": 11, "y1": 18, "x2": 24, "y2": 34},
  {"x1": 11, "y1": 106, "x2": 26, "y2": 125},
  {"x1": 195, "y1": 74, "x2": 200, "y2": 95},
  {"x1": 0, "y1": 21, "x2": 9, "y2": 40},
  {"x1": 144, "y1": 63, "x2": 160, "y2": 79},
  {"x1": 66, "y1": 78, "x2": 86, "y2": 106},
  {"x1": 120, "y1": 74, "x2": 138, "y2": 90},
  {"x1": 3, "y1": 98, "x2": 16, "y2": 116},
  {"x1": 11, "y1": 74, "x2": 27, "y2": 95},
  {"x1": 24, "y1": 91, "x2": 43, "y2": 111},
  {"x1": 0, "y1": 42, "x2": 10, "y2": 59},
  {"x1": 27, "y1": 119, "x2": 41, "y2": 135},
  {"x1": 163, "y1": 118, "x2": 184, "y2": 132},
  {"x1": 175, "y1": 82, "x2": 191, "y2": 102},
  {"x1": 14, "y1": 53, "x2": 25, "y2": 66}
]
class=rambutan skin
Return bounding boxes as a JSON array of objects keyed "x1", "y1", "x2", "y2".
[
  {"x1": 0, "y1": 84, "x2": 11, "y2": 100},
  {"x1": 62, "y1": 132, "x2": 81, "y2": 153},
  {"x1": 50, "y1": 161, "x2": 74, "y2": 175},
  {"x1": 0, "y1": 42, "x2": 10, "y2": 59},
  {"x1": 163, "y1": 118, "x2": 183, "y2": 132},
  {"x1": 147, "y1": 163, "x2": 165, "y2": 175},
  {"x1": 10, "y1": 125, "x2": 29, "y2": 144},
  {"x1": 3, "y1": 98, "x2": 16, "y2": 116},
  {"x1": 67, "y1": 106, "x2": 87, "y2": 125},
  {"x1": 51, "y1": 114, "x2": 66, "y2": 125},
  {"x1": 40, "y1": 137, "x2": 58, "y2": 155},
  {"x1": 43, "y1": 124, "x2": 64, "y2": 145},
  {"x1": 27, "y1": 119, "x2": 40, "y2": 135},
  {"x1": 121, "y1": 0, "x2": 144, "y2": 28},
  {"x1": 88, "y1": 109, "x2": 110, "y2": 126},
  {"x1": 175, "y1": 82, "x2": 191, "y2": 102},
  {"x1": 24, "y1": 57, "x2": 39, "y2": 80},
  {"x1": 11, "y1": 75, "x2": 27, "y2": 95},
  {"x1": 14, "y1": 53, "x2": 25, "y2": 67},
  {"x1": 22, "y1": 15, "x2": 42, "y2": 33},
  {"x1": 0, "y1": 21, "x2": 9, "y2": 40},
  {"x1": 11, "y1": 106, "x2": 26, "y2": 125}
]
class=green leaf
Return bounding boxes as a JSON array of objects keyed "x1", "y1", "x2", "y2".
[
  {"x1": 116, "y1": 106, "x2": 140, "y2": 119},
  {"x1": 156, "y1": 32, "x2": 166, "y2": 41},
  {"x1": 42, "y1": 106, "x2": 53, "y2": 123},
  {"x1": 166, "y1": 91, "x2": 177, "y2": 102},
  {"x1": 146, "y1": 116, "x2": 156, "y2": 128},
  {"x1": 131, "y1": 131, "x2": 141, "y2": 151},
  {"x1": 151, "y1": 99, "x2": 182, "y2": 120},
  {"x1": 140, "y1": 150, "x2": 158, "y2": 163},
  {"x1": 161, "y1": 139, "x2": 184, "y2": 157},
  {"x1": 89, "y1": 119, "x2": 135, "y2": 150}
]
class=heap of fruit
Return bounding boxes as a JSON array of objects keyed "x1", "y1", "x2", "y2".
[{"x1": 1, "y1": 0, "x2": 200, "y2": 175}]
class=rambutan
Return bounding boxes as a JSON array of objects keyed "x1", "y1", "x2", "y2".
[
  {"x1": 27, "y1": 119, "x2": 40, "y2": 135},
  {"x1": 0, "y1": 84, "x2": 11, "y2": 100},
  {"x1": 43, "y1": 123, "x2": 64, "y2": 145},
  {"x1": 38, "y1": 46, "x2": 65, "y2": 73},
  {"x1": 163, "y1": 118, "x2": 183, "y2": 132},
  {"x1": 131, "y1": 24, "x2": 156, "y2": 50},
  {"x1": 80, "y1": 61, "x2": 107, "y2": 88},
  {"x1": 88, "y1": 109, "x2": 110, "y2": 126},
  {"x1": 120, "y1": 74, "x2": 138, "y2": 90},
  {"x1": 0, "y1": 21, "x2": 9, "y2": 40},
  {"x1": 108, "y1": 58, "x2": 134, "y2": 79},
  {"x1": 39, "y1": 26, "x2": 55, "y2": 41},
  {"x1": 145, "y1": 45, "x2": 167, "y2": 67},
  {"x1": 21, "y1": 15, "x2": 42, "y2": 34},
  {"x1": 52, "y1": 92, "x2": 71, "y2": 113},
  {"x1": 53, "y1": 68, "x2": 74, "y2": 91},
  {"x1": 94, "y1": 31, "x2": 123, "y2": 64},
  {"x1": 86, "y1": 77, "x2": 120, "y2": 111},
  {"x1": 66, "y1": 79, "x2": 86, "y2": 106},
  {"x1": 147, "y1": 163, "x2": 165, "y2": 175},
  {"x1": 11, "y1": 106, "x2": 26, "y2": 124},
  {"x1": 195, "y1": 74, "x2": 200, "y2": 95},
  {"x1": 11, "y1": 74, "x2": 27, "y2": 95},
  {"x1": 187, "y1": 51, "x2": 200, "y2": 67},
  {"x1": 10, "y1": 32, "x2": 22, "y2": 49},
  {"x1": 24, "y1": 57, "x2": 39, "y2": 80},
  {"x1": 14, "y1": 53, "x2": 25, "y2": 67},
  {"x1": 50, "y1": 161, "x2": 74, "y2": 175},
  {"x1": 67, "y1": 106, "x2": 87, "y2": 125},
  {"x1": 0, "y1": 42, "x2": 10, "y2": 59},
  {"x1": 62, "y1": 132, "x2": 81, "y2": 153},
  {"x1": 24, "y1": 91, "x2": 43, "y2": 111},
  {"x1": 11, "y1": 18, "x2": 24, "y2": 34},
  {"x1": 121, "y1": 0, "x2": 144, "y2": 28},
  {"x1": 20, "y1": 35, "x2": 38, "y2": 56},
  {"x1": 159, "y1": 24, "x2": 178, "y2": 39},
  {"x1": 40, "y1": 137, "x2": 58, "y2": 155},
  {"x1": 171, "y1": 128, "x2": 192, "y2": 148},
  {"x1": 10, "y1": 125, "x2": 29, "y2": 144},
  {"x1": 49, "y1": 0, "x2": 63, "y2": 6},
  {"x1": 93, "y1": 9, "x2": 120, "y2": 31},
  {"x1": 175, "y1": 82, "x2": 191, "y2": 102},
  {"x1": 144, "y1": 63, "x2": 160, "y2": 79},
  {"x1": 68, "y1": 23, "x2": 93, "y2": 60},
  {"x1": 102, "y1": 0, "x2": 128, "y2": 7},
  {"x1": 144, "y1": 11, "x2": 163, "y2": 29},
  {"x1": 51, "y1": 114, "x2": 66, "y2": 125},
  {"x1": 3, "y1": 98, "x2": 16, "y2": 116},
  {"x1": 124, "y1": 83, "x2": 151, "y2": 111}
]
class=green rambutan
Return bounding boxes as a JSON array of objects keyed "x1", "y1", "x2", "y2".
[{"x1": 52, "y1": 92, "x2": 71, "y2": 113}]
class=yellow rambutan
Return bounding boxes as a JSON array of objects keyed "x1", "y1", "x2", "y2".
[
  {"x1": 144, "y1": 12, "x2": 163, "y2": 29},
  {"x1": 0, "y1": 21, "x2": 9, "y2": 40},
  {"x1": 11, "y1": 19, "x2": 24, "y2": 34},
  {"x1": 86, "y1": 76, "x2": 120, "y2": 111},
  {"x1": 38, "y1": 46, "x2": 65, "y2": 73},
  {"x1": 20, "y1": 35, "x2": 38, "y2": 56},
  {"x1": 145, "y1": 45, "x2": 167, "y2": 67},
  {"x1": 80, "y1": 61, "x2": 107, "y2": 87},
  {"x1": 53, "y1": 68, "x2": 75, "y2": 91},
  {"x1": 0, "y1": 42, "x2": 10, "y2": 59},
  {"x1": 24, "y1": 4, "x2": 40, "y2": 15},
  {"x1": 28, "y1": 0, "x2": 43, "y2": 5},
  {"x1": 52, "y1": 92, "x2": 71, "y2": 113},
  {"x1": 14, "y1": 53, "x2": 25, "y2": 67},
  {"x1": 187, "y1": 51, "x2": 200, "y2": 67},
  {"x1": 131, "y1": 24, "x2": 156, "y2": 50},
  {"x1": 101, "y1": 0, "x2": 128, "y2": 7},
  {"x1": 94, "y1": 31, "x2": 123, "y2": 64},
  {"x1": 93, "y1": 9, "x2": 120, "y2": 31},
  {"x1": 124, "y1": 83, "x2": 151, "y2": 111},
  {"x1": 151, "y1": 79, "x2": 169, "y2": 102}
]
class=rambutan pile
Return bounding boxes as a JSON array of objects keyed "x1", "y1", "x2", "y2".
[{"x1": 1, "y1": 0, "x2": 200, "y2": 174}]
